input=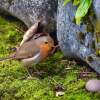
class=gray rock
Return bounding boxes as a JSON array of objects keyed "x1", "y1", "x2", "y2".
[
  {"x1": 93, "y1": 0, "x2": 100, "y2": 20},
  {"x1": 86, "y1": 79, "x2": 100, "y2": 92},
  {"x1": 0, "y1": 0, "x2": 57, "y2": 33},
  {"x1": 57, "y1": 0, "x2": 100, "y2": 73}
]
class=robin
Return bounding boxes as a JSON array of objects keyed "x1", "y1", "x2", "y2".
[
  {"x1": 0, "y1": 34, "x2": 54, "y2": 76},
  {"x1": 0, "y1": 17, "x2": 55, "y2": 76},
  {"x1": 21, "y1": 34, "x2": 54, "y2": 66},
  {"x1": 0, "y1": 34, "x2": 54, "y2": 63}
]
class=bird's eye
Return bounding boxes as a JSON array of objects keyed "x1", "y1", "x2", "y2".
[{"x1": 44, "y1": 41, "x2": 48, "y2": 44}]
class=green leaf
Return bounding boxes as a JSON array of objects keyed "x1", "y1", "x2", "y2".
[
  {"x1": 63, "y1": 0, "x2": 71, "y2": 6},
  {"x1": 75, "y1": 0, "x2": 92, "y2": 24},
  {"x1": 73, "y1": 0, "x2": 80, "y2": 6}
]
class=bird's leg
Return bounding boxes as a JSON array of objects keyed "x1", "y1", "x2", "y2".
[
  {"x1": 23, "y1": 66, "x2": 35, "y2": 79},
  {"x1": 23, "y1": 64, "x2": 40, "y2": 79},
  {"x1": 33, "y1": 64, "x2": 40, "y2": 75}
]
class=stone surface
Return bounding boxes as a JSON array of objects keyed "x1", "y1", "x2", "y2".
[
  {"x1": 93, "y1": 0, "x2": 100, "y2": 20},
  {"x1": 57, "y1": 0, "x2": 100, "y2": 73},
  {"x1": 86, "y1": 79, "x2": 100, "y2": 92},
  {"x1": 0, "y1": 0, "x2": 57, "y2": 33}
]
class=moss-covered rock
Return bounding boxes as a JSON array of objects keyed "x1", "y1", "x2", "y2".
[{"x1": 0, "y1": 14, "x2": 100, "y2": 100}]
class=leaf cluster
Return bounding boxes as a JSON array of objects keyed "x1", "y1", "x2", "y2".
[{"x1": 64, "y1": 0, "x2": 92, "y2": 24}]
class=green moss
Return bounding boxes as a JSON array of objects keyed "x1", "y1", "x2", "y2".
[{"x1": 0, "y1": 14, "x2": 100, "y2": 100}]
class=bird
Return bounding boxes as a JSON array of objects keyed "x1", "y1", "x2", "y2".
[
  {"x1": 0, "y1": 34, "x2": 54, "y2": 76},
  {"x1": 0, "y1": 34, "x2": 54, "y2": 63},
  {"x1": 0, "y1": 17, "x2": 54, "y2": 77},
  {"x1": 21, "y1": 34, "x2": 54, "y2": 66}
]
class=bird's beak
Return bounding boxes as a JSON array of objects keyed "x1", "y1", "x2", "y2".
[{"x1": 50, "y1": 44, "x2": 55, "y2": 50}]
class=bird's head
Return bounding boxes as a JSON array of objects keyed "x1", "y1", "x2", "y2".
[{"x1": 35, "y1": 35, "x2": 54, "y2": 52}]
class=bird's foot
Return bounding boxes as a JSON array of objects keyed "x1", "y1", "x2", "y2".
[
  {"x1": 23, "y1": 67, "x2": 35, "y2": 80},
  {"x1": 26, "y1": 75, "x2": 36, "y2": 80}
]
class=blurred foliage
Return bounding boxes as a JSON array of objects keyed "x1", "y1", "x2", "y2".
[
  {"x1": 0, "y1": 14, "x2": 100, "y2": 100},
  {"x1": 64, "y1": 0, "x2": 92, "y2": 24}
]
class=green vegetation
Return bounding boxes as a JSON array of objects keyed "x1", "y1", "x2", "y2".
[
  {"x1": 64, "y1": 0, "x2": 92, "y2": 24},
  {"x1": 0, "y1": 15, "x2": 100, "y2": 100}
]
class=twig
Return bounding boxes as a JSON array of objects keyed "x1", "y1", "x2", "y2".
[{"x1": 50, "y1": 45, "x2": 59, "y2": 55}]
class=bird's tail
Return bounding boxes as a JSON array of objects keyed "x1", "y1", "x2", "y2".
[{"x1": 0, "y1": 56, "x2": 13, "y2": 62}]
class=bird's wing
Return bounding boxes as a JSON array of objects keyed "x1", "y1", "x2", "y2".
[
  {"x1": 21, "y1": 52, "x2": 41, "y2": 66},
  {"x1": 15, "y1": 40, "x2": 40, "y2": 59}
]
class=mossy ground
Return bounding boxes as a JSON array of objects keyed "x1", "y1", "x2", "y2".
[{"x1": 0, "y1": 14, "x2": 100, "y2": 100}]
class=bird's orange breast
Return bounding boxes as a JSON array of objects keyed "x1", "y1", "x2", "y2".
[{"x1": 39, "y1": 44, "x2": 52, "y2": 59}]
